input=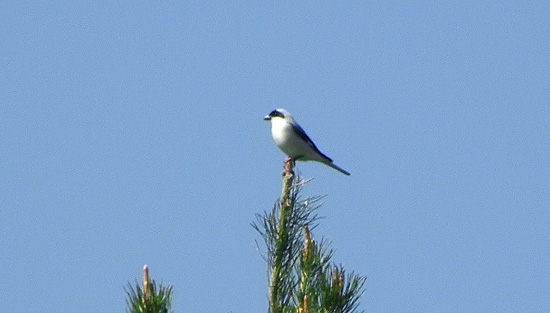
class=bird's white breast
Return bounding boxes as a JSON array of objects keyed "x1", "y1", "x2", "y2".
[
  {"x1": 270, "y1": 118, "x2": 291, "y2": 146},
  {"x1": 270, "y1": 118, "x2": 318, "y2": 160}
]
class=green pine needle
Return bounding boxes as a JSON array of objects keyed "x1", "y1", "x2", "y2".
[
  {"x1": 253, "y1": 173, "x2": 366, "y2": 313},
  {"x1": 125, "y1": 280, "x2": 173, "y2": 313}
]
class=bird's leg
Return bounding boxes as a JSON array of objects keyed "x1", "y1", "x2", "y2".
[
  {"x1": 283, "y1": 157, "x2": 295, "y2": 176},
  {"x1": 281, "y1": 157, "x2": 292, "y2": 176}
]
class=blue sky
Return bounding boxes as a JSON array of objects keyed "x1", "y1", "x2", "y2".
[{"x1": 1, "y1": 1, "x2": 549, "y2": 312}]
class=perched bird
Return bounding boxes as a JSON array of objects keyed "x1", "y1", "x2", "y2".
[{"x1": 264, "y1": 109, "x2": 350, "y2": 176}]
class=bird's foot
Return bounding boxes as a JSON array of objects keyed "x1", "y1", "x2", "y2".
[{"x1": 283, "y1": 157, "x2": 295, "y2": 175}]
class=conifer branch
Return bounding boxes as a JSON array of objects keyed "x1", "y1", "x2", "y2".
[
  {"x1": 125, "y1": 265, "x2": 174, "y2": 313},
  {"x1": 253, "y1": 159, "x2": 365, "y2": 313},
  {"x1": 269, "y1": 159, "x2": 296, "y2": 313}
]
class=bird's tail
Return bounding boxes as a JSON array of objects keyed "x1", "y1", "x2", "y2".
[{"x1": 326, "y1": 161, "x2": 351, "y2": 176}]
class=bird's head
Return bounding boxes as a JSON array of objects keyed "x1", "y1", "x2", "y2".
[{"x1": 264, "y1": 109, "x2": 292, "y2": 121}]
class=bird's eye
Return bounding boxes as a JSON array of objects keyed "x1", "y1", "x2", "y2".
[{"x1": 270, "y1": 110, "x2": 283, "y2": 118}]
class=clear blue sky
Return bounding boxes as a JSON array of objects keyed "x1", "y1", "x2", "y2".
[{"x1": 1, "y1": 1, "x2": 549, "y2": 312}]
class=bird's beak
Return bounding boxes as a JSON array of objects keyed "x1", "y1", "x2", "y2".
[{"x1": 264, "y1": 116, "x2": 271, "y2": 121}]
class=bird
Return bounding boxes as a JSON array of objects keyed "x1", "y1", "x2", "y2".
[{"x1": 264, "y1": 108, "x2": 350, "y2": 176}]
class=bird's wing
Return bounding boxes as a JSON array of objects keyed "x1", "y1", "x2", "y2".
[{"x1": 291, "y1": 123, "x2": 333, "y2": 162}]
